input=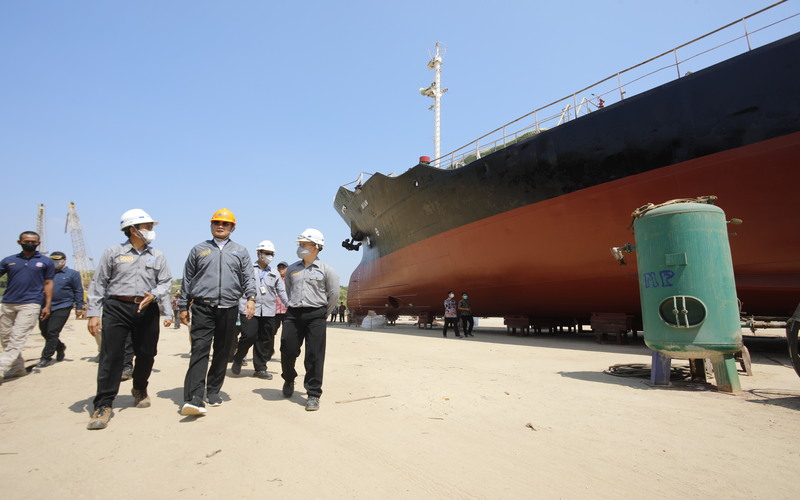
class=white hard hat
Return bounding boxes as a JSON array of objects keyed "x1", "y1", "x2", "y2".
[
  {"x1": 256, "y1": 240, "x2": 276, "y2": 252},
  {"x1": 120, "y1": 209, "x2": 158, "y2": 231},
  {"x1": 297, "y1": 228, "x2": 324, "y2": 247}
]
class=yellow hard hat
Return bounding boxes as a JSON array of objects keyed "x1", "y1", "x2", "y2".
[{"x1": 210, "y1": 208, "x2": 236, "y2": 224}]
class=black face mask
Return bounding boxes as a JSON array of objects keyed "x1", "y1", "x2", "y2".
[{"x1": 21, "y1": 242, "x2": 37, "y2": 252}]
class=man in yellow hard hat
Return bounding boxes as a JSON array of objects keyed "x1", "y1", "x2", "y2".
[{"x1": 178, "y1": 208, "x2": 256, "y2": 416}]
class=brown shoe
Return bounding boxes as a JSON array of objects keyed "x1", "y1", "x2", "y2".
[
  {"x1": 132, "y1": 388, "x2": 151, "y2": 408},
  {"x1": 87, "y1": 407, "x2": 112, "y2": 430}
]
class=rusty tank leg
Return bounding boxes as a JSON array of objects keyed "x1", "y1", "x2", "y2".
[{"x1": 710, "y1": 354, "x2": 741, "y2": 393}]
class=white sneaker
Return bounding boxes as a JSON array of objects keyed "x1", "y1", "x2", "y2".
[{"x1": 180, "y1": 402, "x2": 207, "y2": 416}]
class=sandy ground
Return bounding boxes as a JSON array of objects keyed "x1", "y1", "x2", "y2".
[{"x1": 1, "y1": 316, "x2": 799, "y2": 499}]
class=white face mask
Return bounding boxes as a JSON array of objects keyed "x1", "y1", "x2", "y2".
[
  {"x1": 259, "y1": 254, "x2": 274, "y2": 265},
  {"x1": 54, "y1": 260, "x2": 66, "y2": 270},
  {"x1": 137, "y1": 229, "x2": 156, "y2": 244},
  {"x1": 448, "y1": 293, "x2": 454, "y2": 298},
  {"x1": 296, "y1": 246, "x2": 310, "y2": 259}
]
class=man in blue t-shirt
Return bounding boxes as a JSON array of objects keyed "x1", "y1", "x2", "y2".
[
  {"x1": 0, "y1": 231, "x2": 54, "y2": 381},
  {"x1": 36, "y1": 251, "x2": 84, "y2": 368}
]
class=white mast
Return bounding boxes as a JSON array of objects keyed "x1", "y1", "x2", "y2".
[{"x1": 419, "y1": 42, "x2": 448, "y2": 168}]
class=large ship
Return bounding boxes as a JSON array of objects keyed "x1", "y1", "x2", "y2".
[{"x1": 334, "y1": 6, "x2": 800, "y2": 326}]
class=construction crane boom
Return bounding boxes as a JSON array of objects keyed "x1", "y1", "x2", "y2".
[
  {"x1": 36, "y1": 203, "x2": 47, "y2": 255},
  {"x1": 65, "y1": 201, "x2": 94, "y2": 294}
]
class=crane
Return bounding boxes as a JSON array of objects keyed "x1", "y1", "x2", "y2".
[
  {"x1": 36, "y1": 203, "x2": 47, "y2": 255},
  {"x1": 65, "y1": 201, "x2": 94, "y2": 306}
]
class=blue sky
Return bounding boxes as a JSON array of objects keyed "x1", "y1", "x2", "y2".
[{"x1": 1, "y1": 1, "x2": 797, "y2": 282}]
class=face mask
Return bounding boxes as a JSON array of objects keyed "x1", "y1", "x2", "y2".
[
  {"x1": 259, "y1": 254, "x2": 274, "y2": 265},
  {"x1": 448, "y1": 293, "x2": 454, "y2": 298},
  {"x1": 297, "y1": 246, "x2": 310, "y2": 259},
  {"x1": 137, "y1": 229, "x2": 156, "y2": 244},
  {"x1": 463, "y1": 295, "x2": 468, "y2": 299},
  {"x1": 21, "y1": 242, "x2": 37, "y2": 252},
  {"x1": 54, "y1": 261, "x2": 66, "y2": 270}
]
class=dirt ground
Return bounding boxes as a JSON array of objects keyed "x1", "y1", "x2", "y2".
[{"x1": 1, "y1": 315, "x2": 799, "y2": 499}]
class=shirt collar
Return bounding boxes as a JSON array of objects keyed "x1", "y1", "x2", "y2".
[{"x1": 122, "y1": 240, "x2": 150, "y2": 255}]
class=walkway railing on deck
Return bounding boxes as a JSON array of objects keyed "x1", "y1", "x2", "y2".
[
  {"x1": 434, "y1": 1, "x2": 798, "y2": 170},
  {"x1": 341, "y1": 1, "x2": 798, "y2": 188}
]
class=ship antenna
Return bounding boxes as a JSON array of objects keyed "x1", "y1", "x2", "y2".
[{"x1": 419, "y1": 42, "x2": 448, "y2": 168}]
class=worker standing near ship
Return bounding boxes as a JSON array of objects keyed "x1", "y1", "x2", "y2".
[
  {"x1": 36, "y1": 251, "x2": 83, "y2": 367},
  {"x1": 458, "y1": 292, "x2": 474, "y2": 337},
  {"x1": 281, "y1": 228, "x2": 339, "y2": 411},
  {"x1": 443, "y1": 291, "x2": 461, "y2": 338},
  {"x1": 0, "y1": 231, "x2": 54, "y2": 382},
  {"x1": 230, "y1": 240, "x2": 288, "y2": 380},
  {"x1": 86, "y1": 209, "x2": 172, "y2": 430},
  {"x1": 178, "y1": 208, "x2": 256, "y2": 416}
]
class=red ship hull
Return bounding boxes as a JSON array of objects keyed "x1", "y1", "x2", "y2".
[{"x1": 347, "y1": 133, "x2": 800, "y2": 320}]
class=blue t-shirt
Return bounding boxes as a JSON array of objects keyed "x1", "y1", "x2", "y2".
[{"x1": 0, "y1": 252, "x2": 56, "y2": 304}]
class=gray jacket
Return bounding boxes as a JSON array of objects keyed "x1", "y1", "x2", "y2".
[
  {"x1": 237, "y1": 263, "x2": 289, "y2": 316},
  {"x1": 178, "y1": 239, "x2": 256, "y2": 309}
]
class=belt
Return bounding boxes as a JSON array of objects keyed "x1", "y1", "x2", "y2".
[{"x1": 109, "y1": 295, "x2": 144, "y2": 304}]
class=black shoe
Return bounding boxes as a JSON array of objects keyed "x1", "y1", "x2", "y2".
[
  {"x1": 254, "y1": 370, "x2": 273, "y2": 380},
  {"x1": 36, "y1": 358, "x2": 55, "y2": 368},
  {"x1": 206, "y1": 393, "x2": 223, "y2": 407},
  {"x1": 56, "y1": 344, "x2": 66, "y2": 361},
  {"x1": 306, "y1": 396, "x2": 320, "y2": 411},
  {"x1": 282, "y1": 380, "x2": 294, "y2": 398},
  {"x1": 120, "y1": 368, "x2": 133, "y2": 381},
  {"x1": 456, "y1": 335, "x2": 463, "y2": 338},
  {"x1": 231, "y1": 361, "x2": 242, "y2": 375}
]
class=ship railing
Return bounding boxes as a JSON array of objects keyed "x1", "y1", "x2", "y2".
[{"x1": 436, "y1": 0, "x2": 799, "y2": 170}]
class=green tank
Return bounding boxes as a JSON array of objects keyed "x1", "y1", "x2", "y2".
[{"x1": 634, "y1": 202, "x2": 742, "y2": 357}]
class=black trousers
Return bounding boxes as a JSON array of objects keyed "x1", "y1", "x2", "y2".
[
  {"x1": 123, "y1": 333, "x2": 134, "y2": 371},
  {"x1": 93, "y1": 299, "x2": 160, "y2": 410},
  {"x1": 270, "y1": 313, "x2": 285, "y2": 361},
  {"x1": 38, "y1": 307, "x2": 71, "y2": 360},
  {"x1": 183, "y1": 303, "x2": 237, "y2": 403},
  {"x1": 461, "y1": 315, "x2": 474, "y2": 335},
  {"x1": 281, "y1": 306, "x2": 327, "y2": 398},
  {"x1": 233, "y1": 314, "x2": 275, "y2": 371},
  {"x1": 443, "y1": 317, "x2": 460, "y2": 336}
]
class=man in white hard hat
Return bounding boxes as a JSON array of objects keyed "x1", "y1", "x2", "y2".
[
  {"x1": 281, "y1": 228, "x2": 340, "y2": 411},
  {"x1": 230, "y1": 240, "x2": 288, "y2": 379},
  {"x1": 85, "y1": 209, "x2": 172, "y2": 430},
  {"x1": 178, "y1": 208, "x2": 256, "y2": 416}
]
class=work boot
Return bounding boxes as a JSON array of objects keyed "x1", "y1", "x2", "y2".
[
  {"x1": 36, "y1": 358, "x2": 55, "y2": 368},
  {"x1": 132, "y1": 388, "x2": 151, "y2": 408},
  {"x1": 282, "y1": 380, "x2": 294, "y2": 398},
  {"x1": 7, "y1": 366, "x2": 27, "y2": 378},
  {"x1": 231, "y1": 361, "x2": 242, "y2": 375},
  {"x1": 56, "y1": 343, "x2": 67, "y2": 361},
  {"x1": 306, "y1": 396, "x2": 320, "y2": 411},
  {"x1": 120, "y1": 367, "x2": 133, "y2": 381},
  {"x1": 254, "y1": 370, "x2": 272, "y2": 380},
  {"x1": 87, "y1": 407, "x2": 112, "y2": 430}
]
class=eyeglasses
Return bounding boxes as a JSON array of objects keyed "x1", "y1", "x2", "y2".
[
  {"x1": 259, "y1": 252, "x2": 275, "y2": 256},
  {"x1": 212, "y1": 221, "x2": 232, "y2": 227}
]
